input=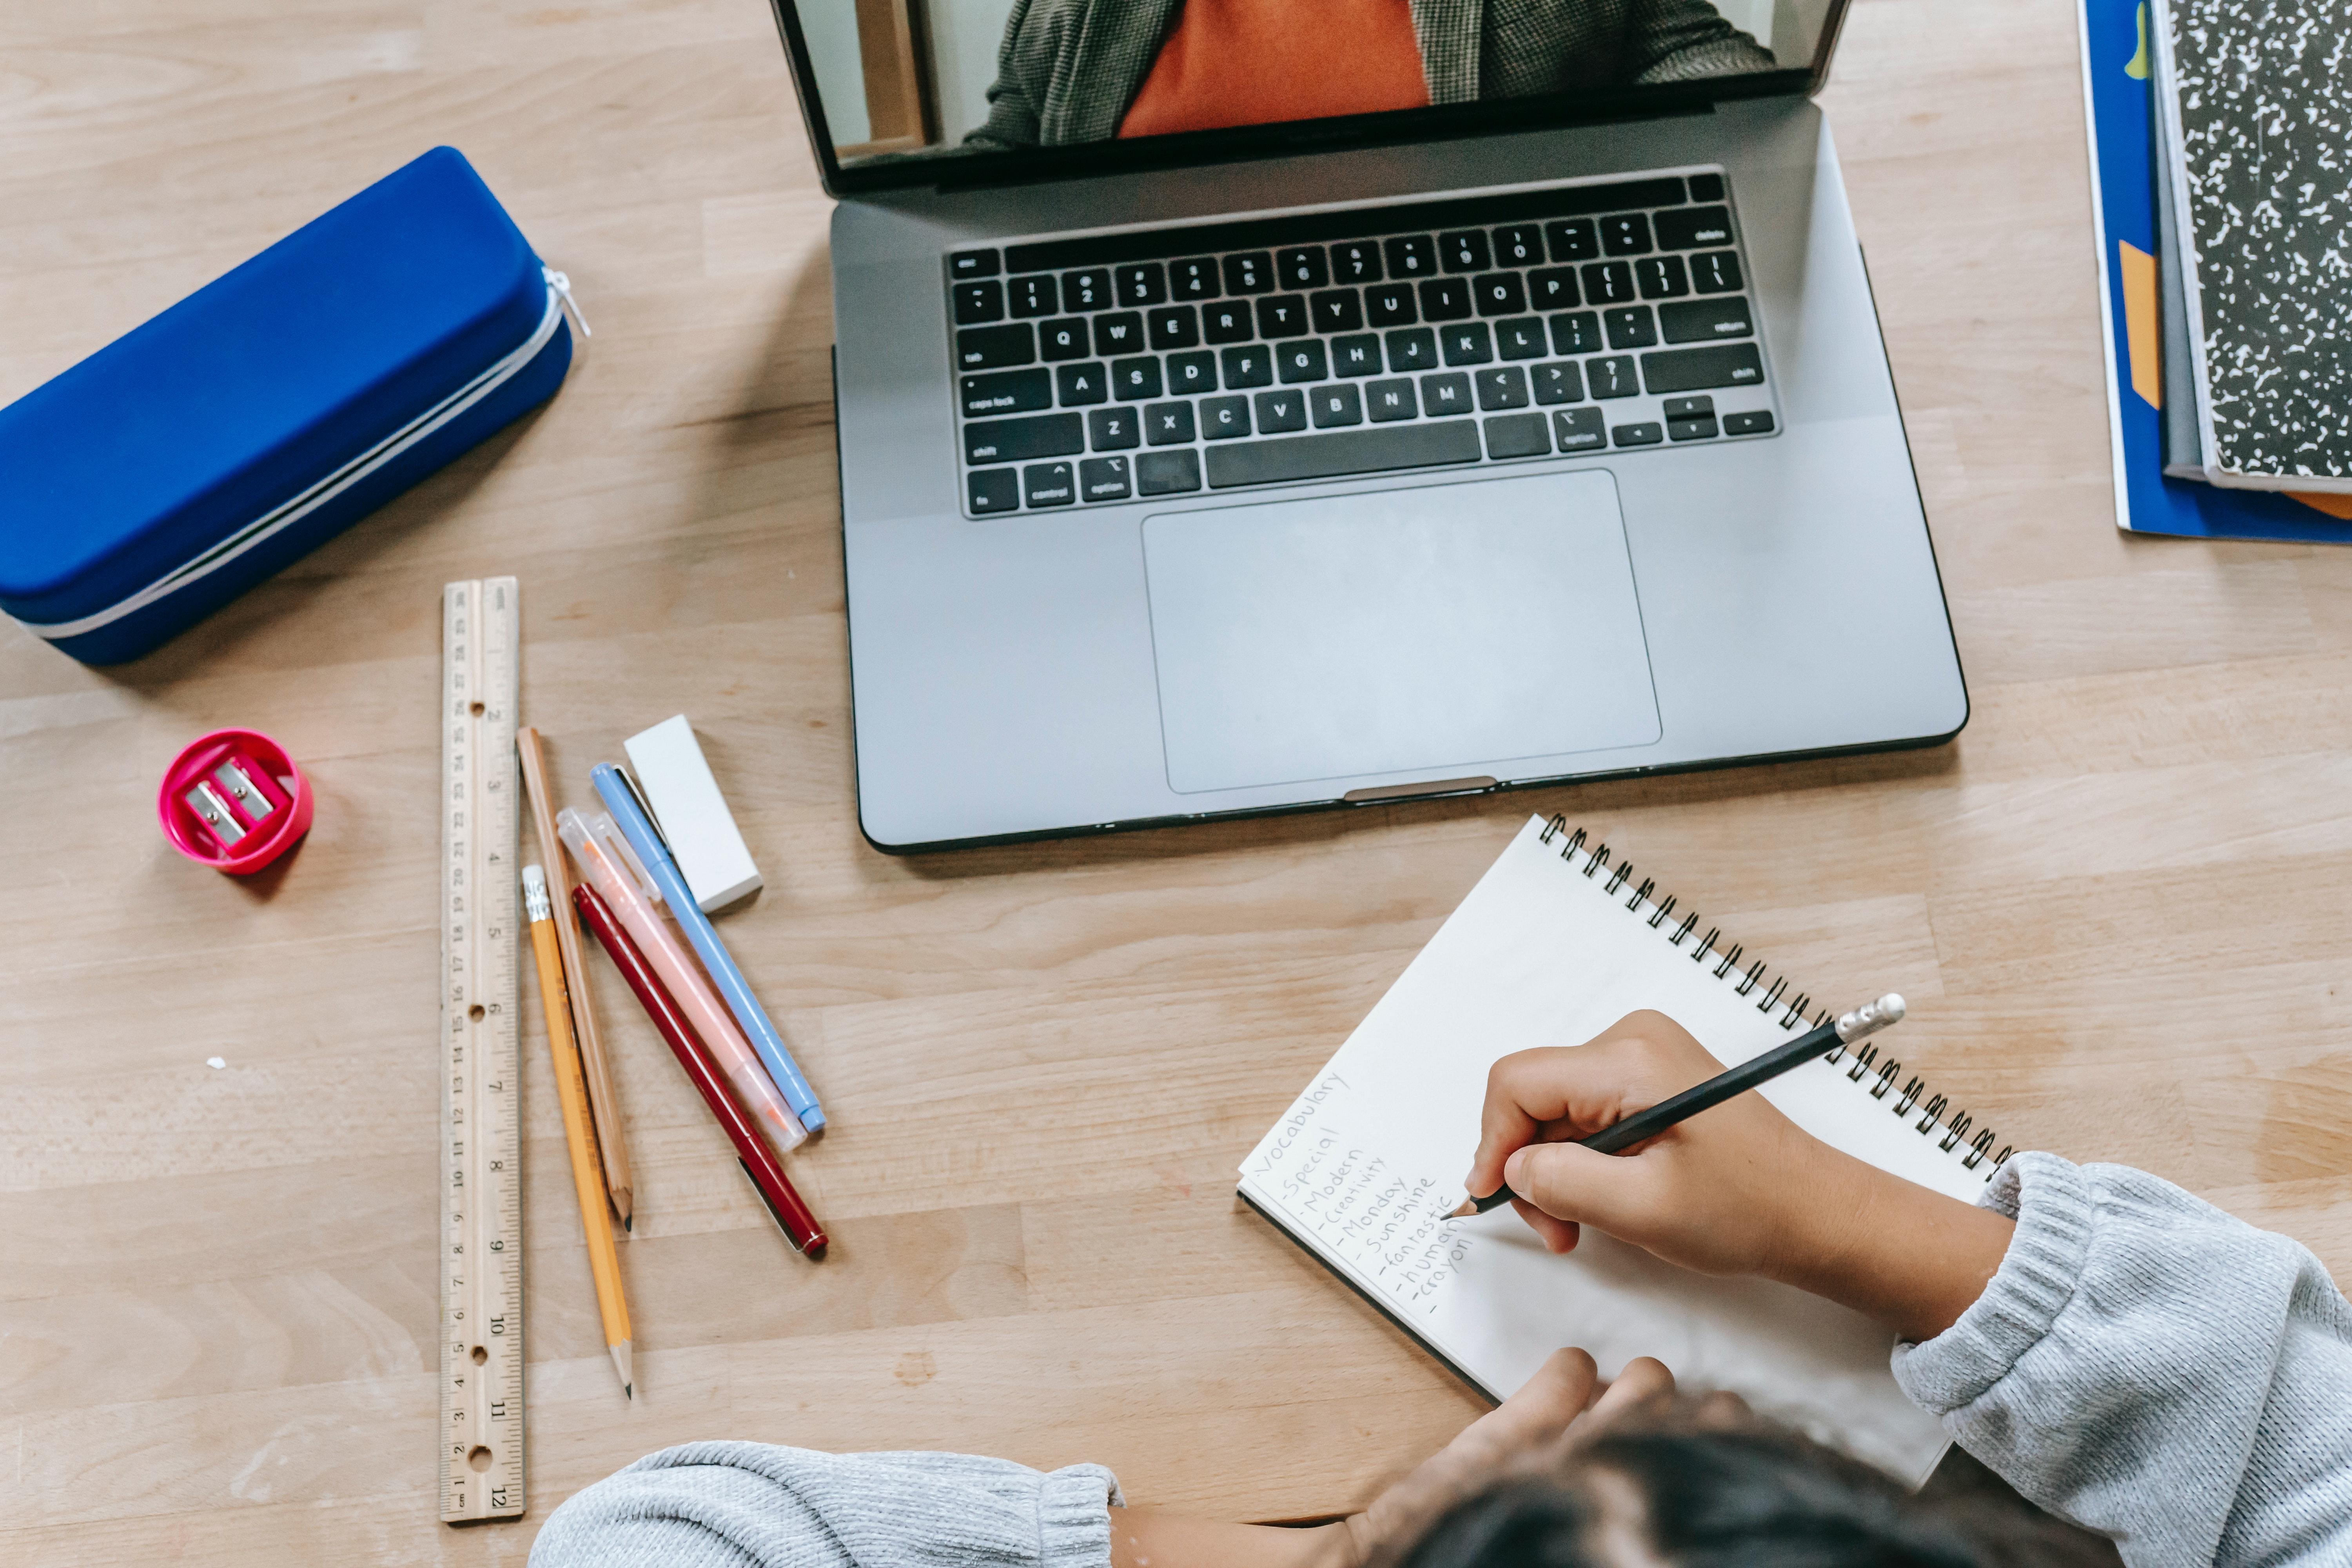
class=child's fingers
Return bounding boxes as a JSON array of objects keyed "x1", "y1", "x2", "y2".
[
  {"x1": 1506, "y1": 1195, "x2": 1582, "y2": 1253},
  {"x1": 1454, "y1": 1347, "x2": 1601, "y2": 1462},
  {"x1": 1504, "y1": 1138, "x2": 1665, "y2": 1240},
  {"x1": 1579, "y1": 1357, "x2": 1675, "y2": 1432}
]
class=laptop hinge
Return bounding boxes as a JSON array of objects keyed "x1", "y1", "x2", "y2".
[{"x1": 1342, "y1": 776, "x2": 1498, "y2": 805}]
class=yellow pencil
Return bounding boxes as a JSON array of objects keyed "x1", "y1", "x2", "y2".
[{"x1": 522, "y1": 864, "x2": 635, "y2": 1398}]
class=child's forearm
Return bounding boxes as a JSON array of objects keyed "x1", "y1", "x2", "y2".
[
  {"x1": 1770, "y1": 1143, "x2": 2016, "y2": 1343},
  {"x1": 1109, "y1": 1511, "x2": 1352, "y2": 1568}
]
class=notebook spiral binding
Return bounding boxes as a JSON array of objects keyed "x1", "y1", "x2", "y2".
[{"x1": 1537, "y1": 817, "x2": 2012, "y2": 1180}]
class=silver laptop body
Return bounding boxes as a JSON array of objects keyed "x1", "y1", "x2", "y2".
[{"x1": 768, "y1": 2, "x2": 1966, "y2": 851}]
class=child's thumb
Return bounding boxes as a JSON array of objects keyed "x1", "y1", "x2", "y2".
[{"x1": 1505, "y1": 1141, "x2": 1651, "y2": 1233}]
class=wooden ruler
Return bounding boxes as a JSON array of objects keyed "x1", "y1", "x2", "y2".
[{"x1": 438, "y1": 578, "x2": 526, "y2": 1523}]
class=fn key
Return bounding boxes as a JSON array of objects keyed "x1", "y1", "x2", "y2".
[{"x1": 968, "y1": 468, "x2": 1020, "y2": 514}]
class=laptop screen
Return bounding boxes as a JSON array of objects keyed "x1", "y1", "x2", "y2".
[{"x1": 774, "y1": 0, "x2": 1842, "y2": 189}]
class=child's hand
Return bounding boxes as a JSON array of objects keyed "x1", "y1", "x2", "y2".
[
  {"x1": 1463, "y1": 1010, "x2": 1848, "y2": 1276},
  {"x1": 1462, "y1": 1011, "x2": 2016, "y2": 1342}
]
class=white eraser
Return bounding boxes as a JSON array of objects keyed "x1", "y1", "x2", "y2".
[{"x1": 623, "y1": 715, "x2": 763, "y2": 913}]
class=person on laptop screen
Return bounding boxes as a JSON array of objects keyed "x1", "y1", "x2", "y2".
[{"x1": 967, "y1": 0, "x2": 1777, "y2": 149}]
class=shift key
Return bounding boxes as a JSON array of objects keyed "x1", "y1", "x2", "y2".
[
  {"x1": 1640, "y1": 342, "x2": 1764, "y2": 394},
  {"x1": 964, "y1": 412, "x2": 1083, "y2": 465}
]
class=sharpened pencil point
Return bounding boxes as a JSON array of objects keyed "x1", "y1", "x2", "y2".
[
  {"x1": 1447, "y1": 1197, "x2": 1480, "y2": 1219},
  {"x1": 612, "y1": 1341, "x2": 635, "y2": 1398},
  {"x1": 614, "y1": 1189, "x2": 634, "y2": 1232}
]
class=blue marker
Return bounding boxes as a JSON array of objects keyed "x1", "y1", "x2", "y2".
[{"x1": 592, "y1": 762, "x2": 826, "y2": 1132}]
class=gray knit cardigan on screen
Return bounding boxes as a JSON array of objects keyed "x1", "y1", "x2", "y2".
[
  {"x1": 963, "y1": 0, "x2": 1779, "y2": 148},
  {"x1": 529, "y1": 1153, "x2": 2352, "y2": 1568}
]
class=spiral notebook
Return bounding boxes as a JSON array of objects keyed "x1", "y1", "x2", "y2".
[{"x1": 1238, "y1": 817, "x2": 2011, "y2": 1486}]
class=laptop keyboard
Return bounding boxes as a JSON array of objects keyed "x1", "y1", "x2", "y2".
[{"x1": 942, "y1": 169, "x2": 1775, "y2": 517}]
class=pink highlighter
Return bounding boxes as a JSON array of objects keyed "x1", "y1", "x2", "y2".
[{"x1": 558, "y1": 807, "x2": 808, "y2": 1155}]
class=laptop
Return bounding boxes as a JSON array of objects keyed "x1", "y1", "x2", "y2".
[{"x1": 765, "y1": 0, "x2": 1966, "y2": 851}]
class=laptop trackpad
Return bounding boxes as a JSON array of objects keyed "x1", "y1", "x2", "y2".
[{"x1": 1142, "y1": 470, "x2": 1662, "y2": 795}]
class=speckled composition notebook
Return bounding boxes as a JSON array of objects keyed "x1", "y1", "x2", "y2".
[
  {"x1": 2152, "y1": 0, "x2": 2352, "y2": 492},
  {"x1": 1238, "y1": 818, "x2": 2016, "y2": 1487}
]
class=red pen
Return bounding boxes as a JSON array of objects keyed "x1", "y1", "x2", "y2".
[{"x1": 574, "y1": 882, "x2": 828, "y2": 1258}]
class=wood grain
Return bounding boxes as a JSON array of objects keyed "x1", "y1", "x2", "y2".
[{"x1": 3, "y1": 0, "x2": 2347, "y2": 1561}]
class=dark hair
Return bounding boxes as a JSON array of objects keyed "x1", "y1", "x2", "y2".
[{"x1": 1385, "y1": 1405, "x2": 2116, "y2": 1568}]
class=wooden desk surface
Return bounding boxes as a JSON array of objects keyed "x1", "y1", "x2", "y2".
[{"x1": 4, "y1": 0, "x2": 2348, "y2": 1561}]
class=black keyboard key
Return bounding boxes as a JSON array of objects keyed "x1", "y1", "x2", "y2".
[
  {"x1": 1491, "y1": 223, "x2": 1544, "y2": 267},
  {"x1": 1687, "y1": 172, "x2": 1726, "y2": 202},
  {"x1": 1089, "y1": 407, "x2": 1141, "y2": 449},
  {"x1": 1604, "y1": 306, "x2": 1657, "y2": 350},
  {"x1": 1472, "y1": 272, "x2": 1527, "y2": 317},
  {"x1": 1365, "y1": 283, "x2": 1418, "y2": 327},
  {"x1": 1310, "y1": 289, "x2": 1364, "y2": 333},
  {"x1": 1171, "y1": 258, "x2": 1221, "y2": 299},
  {"x1": 1330, "y1": 333, "x2": 1383, "y2": 376},
  {"x1": 1038, "y1": 318, "x2": 1091, "y2": 361},
  {"x1": 1549, "y1": 311, "x2": 1602, "y2": 354},
  {"x1": 1582, "y1": 261, "x2": 1636, "y2": 306},
  {"x1": 1660, "y1": 297, "x2": 1753, "y2": 342},
  {"x1": 1528, "y1": 267, "x2": 1580, "y2": 310},
  {"x1": 1092, "y1": 312, "x2": 1145, "y2": 356},
  {"x1": 961, "y1": 367, "x2": 1051, "y2": 417},
  {"x1": 952, "y1": 281, "x2": 1005, "y2": 324},
  {"x1": 1223, "y1": 252, "x2": 1274, "y2": 294},
  {"x1": 1056, "y1": 363, "x2": 1108, "y2": 405},
  {"x1": 1202, "y1": 395, "x2": 1252, "y2": 438},
  {"x1": 1112, "y1": 356, "x2": 1163, "y2": 400},
  {"x1": 1553, "y1": 407, "x2": 1606, "y2": 450},
  {"x1": 1668, "y1": 415, "x2": 1719, "y2": 442},
  {"x1": 1146, "y1": 401, "x2": 1198, "y2": 444},
  {"x1": 1311, "y1": 383, "x2": 1363, "y2": 427},
  {"x1": 1136, "y1": 449, "x2": 1203, "y2": 494},
  {"x1": 1441, "y1": 323, "x2": 1494, "y2": 366},
  {"x1": 1365, "y1": 378, "x2": 1419, "y2": 421},
  {"x1": 1221, "y1": 345, "x2": 1274, "y2": 387},
  {"x1": 1147, "y1": 305, "x2": 1201, "y2": 350},
  {"x1": 1116, "y1": 262, "x2": 1167, "y2": 306},
  {"x1": 1655, "y1": 206, "x2": 1734, "y2": 250},
  {"x1": 1024, "y1": 461, "x2": 1076, "y2": 505},
  {"x1": 1419, "y1": 371, "x2": 1473, "y2": 415},
  {"x1": 1385, "y1": 235, "x2": 1437, "y2": 277},
  {"x1": 1723, "y1": 409, "x2": 1775, "y2": 436},
  {"x1": 1254, "y1": 389, "x2": 1308, "y2": 433},
  {"x1": 1080, "y1": 455, "x2": 1133, "y2": 501},
  {"x1": 1276, "y1": 247, "x2": 1329, "y2": 290},
  {"x1": 1204, "y1": 419, "x2": 1481, "y2": 488},
  {"x1": 1636, "y1": 256, "x2": 1690, "y2": 299},
  {"x1": 1418, "y1": 278, "x2": 1472, "y2": 321},
  {"x1": 1202, "y1": 301, "x2": 1254, "y2": 344},
  {"x1": 1612, "y1": 421, "x2": 1663, "y2": 447},
  {"x1": 1475, "y1": 367, "x2": 1529, "y2": 409},
  {"x1": 957, "y1": 323, "x2": 1035, "y2": 369},
  {"x1": 1484, "y1": 412, "x2": 1550, "y2": 458},
  {"x1": 1495, "y1": 318, "x2": 1548, "y2": 360},
  {"x1": 1385, "y1": 327, "x2": 1437, "y2": 371},
  {"x1": 1600, "y1": 214, "x2": 1652, "y2": 255},
  {"x1": 1588, "y1": 356, "x2": 1640, "y2": 398},
  {"x1": 967, "y1": 466, "x2": 1019, "y2": 512},
  {"x1": 1331, "y1": 242, "x2": 1383, "y2": 283},
  {"x1": 1691, "y1": 250, "x2": 1744, "y2": 294},
  {"x1": 1009, "y1": 274, "x2": 1058, "y2": 317},
  {"x1": 1641, "y1": 342, "x2": 1765, "y2": 393},
  {"x1": 1546, "y1": 218, "x2": 1599, "y2": 262},
  {"x1": 1532, "y1": 361, "x2": 1585, "y2": 404},
  {"x1": 960, "y1": 414, "x2": 1077, "y2": 470},
  {"x1": 1166, "y1": 350, "x2": 1218, "y2": 393},
  {"x1": 950, "y1": 249, "x2": 1001, "y2": 280},
  {"x1": 1663, "y1": 396, "x2": 1715, "y2": 419},
  {"x1": 1255, "y1": 295, "x2": 1310, "y2": 338},
  {"x1": 1277, "y1": 340, "x2": 1329, "y2": 383},
  {"x1": 1062, "y1": 268, "x2": 1112, "y2": 311},
  {"x1": 1440, "y1": 229, "x2": 1491, "y2": 272}
]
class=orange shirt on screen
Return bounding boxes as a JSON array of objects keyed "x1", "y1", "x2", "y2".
[{"x1": 1117, "y1": 0, "x2": 1430, "y2": 140}]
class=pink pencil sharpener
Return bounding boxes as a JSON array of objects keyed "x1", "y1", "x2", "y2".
[{"x1": 158, "y1": 729, "x2": 314, "y2": 874}]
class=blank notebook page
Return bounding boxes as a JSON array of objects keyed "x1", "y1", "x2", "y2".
[{"x1": 1238, "y1": 816, "x2": 1999, "y2": 1486}]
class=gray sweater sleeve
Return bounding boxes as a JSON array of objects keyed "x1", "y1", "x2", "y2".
[
  {"x1": 1893, "y1": 1151, "x2": 2352, "y2": 1568},
  {"x1": 527, "y1": 1442, "x2": 1122, "y2": 1568}
]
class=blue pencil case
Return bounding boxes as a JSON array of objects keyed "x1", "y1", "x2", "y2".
[{"x1": 0, "y1": 146, "x2": 576, "y2": 664}]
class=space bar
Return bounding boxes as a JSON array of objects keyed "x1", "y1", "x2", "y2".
[{"x1": 1203, "y1": 421, "x2": 1483, "y2": 488}]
